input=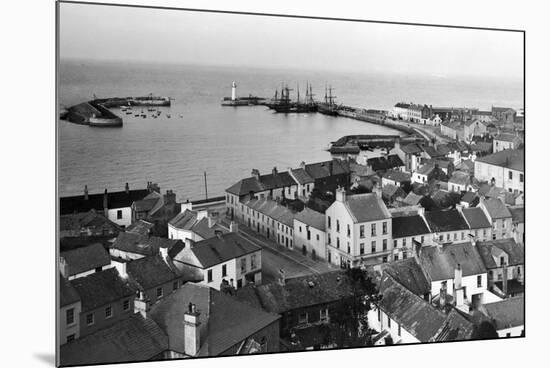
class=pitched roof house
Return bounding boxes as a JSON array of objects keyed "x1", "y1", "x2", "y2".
[{"x1": 59, "y1": 243, "x2": 112, "y2": 280}]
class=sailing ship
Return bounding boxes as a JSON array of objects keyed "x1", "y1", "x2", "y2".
[{"x1": 317, "y1": 85, "x2": 340, "y2": 116}]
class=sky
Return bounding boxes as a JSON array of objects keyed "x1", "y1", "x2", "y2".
[{"x1": 59, "y1": 2, "x2": 524, "y2": 80}]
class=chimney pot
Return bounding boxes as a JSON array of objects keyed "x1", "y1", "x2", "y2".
[
  {"x1": 84, "y1": 185, "x2": 89, "y2": 200},
  {"x1": 125, "y1": 182, "x2": 129, "y2": 194}
]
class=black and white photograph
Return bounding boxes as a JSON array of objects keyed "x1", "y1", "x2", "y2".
[
  {"x1": 53, "y1": 1, "x2": 528, "y2": 366},
  {"x1": 7, "y1": 0, "x2": 549, "y2": 367}
]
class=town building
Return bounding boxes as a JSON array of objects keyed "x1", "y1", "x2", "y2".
[
  {"x1": 325, "y1": 190, "x2": 392, "y2": 268},
  {"x1": 474, "y1": 149, "x2": 524, "y2": 193},
  {"x1": 366, "y1": 155, "x2": 405, "y2": 173},
  {"x1": 491, "y1": 106, "x2": 517, "y2": 125},
  {"x1": 168, "y1": 208, "x2": 227, "y2": 242},
  {"x1": 394, "y1": 141, "x2": 423, "y2": 173},
  {"x1": 381, "y1": 184, "x2": 407, "y2": 205},
  {"x1": 483, "y1": 296, "x2": 524, "y2": 337},
  {"x1": 60, "y1": 183, "x2": 151, "y2": 227},
  {"x1": 509, "y1": 206, "x2": 524, "y2": 245},
  {"x1": 150, "y1": 283, "x2": 281, "y2": 357},
  {"x1": 440, "y1": 120, "x2": 464, "y2": 141},
  {"x1": 381, "y1": 170, "x2": 411, "y2": 187},
  {"x1": 391, "y1": 214, "x2": 432, "y2": 261},
  {"x1": 289, "y1": 166, "x2": 316, "y2": 200},
  {"x1": 463, "y1": 119, "x2": 488, "y2": 141},
  {"x1": 69, "y1": 268, "x2": 136, "y2": 338},
  {"x1": 459, "y1": 207, "x2": 493, "y2": 242},
  {"x1": 59, "y1": 274, "x2": 82, "y2": 345},
  {"x1": 412, "y1": 163, "x2": 435, "y2": 184},
  {"x1": 479, "y1": 198, "x2": 513, "y2": 240},
  {"x1": 424, "y1": 209, "x2": 470, "y2": 245},
  {"x1": 110, "y1": 232, "x2": 182, "y2": 261},
  {"x1": 392, "y1": 102, "x2": 410, "y2": 120},
  {"x1": 448, "y1": 171, "x2": 473, "y2": 192},
  {"x1": 293, "y1": 207, "x2": 327, "y2": 260},
  {"x1": 59, "y1": 314, "x2": 168, "y2": 366},
  {"x1": 171, "y1": 232, "x2": 261, "y2": 290},
  {"x1": 493, "y1": 132, "x2": 522, "y2": 152},
  {"x1": 241, "y1": 197, "x2": 295, "y2": 249},
  {"x1": 59, "y1": 209, "x2": 121, "y2": 238},
  {"x1": 476, "y1": 238, "x2": 524, "y2": 297},
  {"x1": 131, "y1": 188, "x2": 181, "y2": 237},
  {"x1": 59, "y1": 243, "x2": 112, "y2": 280}
]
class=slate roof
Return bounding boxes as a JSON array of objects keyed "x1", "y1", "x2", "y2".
[
  {"x1": 469, "y1": 142, "x2": 493, "y2": 153},
  {"x1": 416, "y1": 163, "x2": 435, "y2": 176},
  {"x1": 60, "y1": 189, "x2": 150, "y2": 214},
  {"x1": 59, "y1": 209, "x2": 121, "y2": 232},
  {"x1": 460, "y1": 191, "x2": 477, "y2": 205},
  {"x1": 395, "y1": 103, "x2": 411, "y2": 108},
  {"x1": 476, "y1": 149, "x2": 524, "y2": 171},
  {"x1": 400, "y1": 143, "x2": 423, "y2": 155},
  {"x1": 367, "y1": 155, "x2": 405, "y2": 171},
  {"x1": 150, "y1": 283, "x2": 280, "y2": 357},
  {"x1": 290, "y1": 168, "x2": 315, "y2": 184},
  {"x1": 381, "y1": 258, "x2": 430, "y2": 296},
  {"x1": 169, "y1": 210, "x2": 227, "y2": 239},
  {"x1": 244, "y1": 198, "x2": 295, "y2": 227},
  {"x1": 483, "y1": 296, "x2": 524, "y2": 330},
  {"x1": 509, "y1": 206, "x2": 524, "y2": 223},
  {"x1": 424, "y1": 209, "x2": 469, "y2": 232},
  {"x1": 226, "y1": 170, "x2": 297, "y2": 196},
  {"x1": 461, "y1": 207, "x2": 491, "y2": 229},
  {"x1": 69, "y1": 268, "x2": 135, "y2": 312},
  {"x1": 494, "y1": 133, "x2": 521, "y2": 143},
  {"x1": 419, "y1": 242, "x2": 487, "y2": 281},
  {"x1": 392, "y1": 215, "x2": 430, "y2": 239},
  {"x1": 293, "y1": 207, "x2": 326, "y2": 231},
  {"x1": 304, "y1": 159, "x2": 350, "y2": 180},
  {"x1": 480, "y1": 198, "x2": 512, "y2": 220},
  {"x1": 456, "y1": 160, "x2": 474, "y2": 173},
  {"x1": 235, "y1": 271, "x2": 362, "y2": 314},
  {"x1": 382, "y1": 170, "x2": 411, "y2": 183},
  {"x1": 377, "y1": 274, "x2": 473, "y2": 342},
  {"x1": 476, "y1": 238, "x2": 524, "y2": 269},
  {"x1": 382, "y1": 184, "x2": 405, "y2": 199},
  {"x1": 126, "y1": 255, "x2": 180, "y2": 291},
  {"x1": 59, "y1": 274, "x2": 80, "y2": 307},
  {"x1": 126, "y1": 219, "x2": 155, "y2": 236},
  {"x1": 184, "y1": 233, "x2": 260, "y2": 269},
  {"x1": 60, "y1": 243, "x2": 111, "y2": 277},
  {"x1": 111, "y1": 232, "x2": 182, "y2": 256},
  {"x1": 344, "y1": 193, "x2": 391, "y2": 223},
  {"x1": 402, "y1": 192, "x2": 423, "y2": 206},
  {"x1": 59, "y1": 313, "x2": 168, "y2": 366},
  {"x1": 449, "y1": 171, "x2": 471, "y2": 186}
]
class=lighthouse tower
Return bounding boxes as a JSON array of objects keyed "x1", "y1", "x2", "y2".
[{"x1": 231, "y1": 81, "x2": 237, "y2": 101}]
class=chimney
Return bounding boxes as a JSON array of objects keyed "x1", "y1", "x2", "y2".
[
  {"x1": 278, "y1": 269, "x2": 286, "y2": 286},
  {"x1": 118, "y1": 261, "x2": 128, "y2": 279},
  {"x1": 103, "y1": 188, "x2": 108, "y2": 216},
  {"x1": 160, "y1": 247, "x2": 168, "y2": 263},
  {"x1": 215, "y1": 230, "x2": 223, "y2": 239},
  {"x1": 84, "y1": 185, "x2": 89, "y2": 200},
  {"x1": 251, "y1": 169, "x2": 260, "y2": 180},
  {"x1": 502, "y1": 261, "x2": 508, "y2": 295},
  {"x1": 181, "y1": 199, "x2": 193, "y2": 213},
  {"x1": 125, "y1": 182, "x2": 129, "y2": 194},
  {"x1": 164, "y1": 190, "x2": 176, "y2": 205},
  {"x1": 185, "y1": 238, "x2": 194, "y2": 249},
  {"x1": 134, "y1": 292, "x2": 150, "y2": 318},
  {"x1": 454, "y1": 287, "x2": 464, "y2": 307},
  {"x1": 335, "y1": 187, "x2": 346, "y2": 202},
  {"x1": 230, "y1": 221, "x2": 238, "y2": 233},
  {"x1": 454, "y1": 263, "x2": 462, "y2": 290},
  {"x1": 439, "y1": 284, "x2": 447, "y2": 308},
  {"x1": 300, "y1": 161, "x2": 306, "y2": 170},
  {"x1": 272, "y1": 166, "x2": 278, "y2": 176},
  {"x1": 59, "y1": 257, "x2": 69, "y2": 278},
  {"x1": 208, "y1": 216, "x2": 215, "y2": 228},
  {"x1": 197, "y1": 210, "x2": 208, "y2": 221},
  {"x1": 184, "y1": 303, "x2": 201, "y2": 357}
]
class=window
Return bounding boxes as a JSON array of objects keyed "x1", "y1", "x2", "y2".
[
  {"x1": 461, "y1": 232, "x2": 465, "y2": 240},
  {"x1": 360, "y1": 225, "x2": 365, "y2": 238},
  {"x1": 123, "y1": 299, "x2": 130, "y2": 311},
  {"x1": 387, "y1": 316, "x2": 391, "y2": 328},
  {"x1": 347, "y1": 243, "x2": 350, "y2": 254},
  {"x1": 298, "y1": 312, "x2": 308, "y2": 324},
  {"x1": 316, "y1": 234, "x2": 320, "y2": 241},
  {"x1": 492, "y1": 233, "x2": 497, "y2": 240},
  {"x1": 207, "y1": 269, "x2": 213, "y2": 283},
  {"x1": 383, "y1": 222, "x2": 388, "y2": 235},
  {"x1": 508, "y1": 171, "x2": 513, "y2": 180},
  {"x1": 454, "y1": 233, "x2": 458, "y2": 240},
  {"x1": 86, "y1": 313, "x2": 94, "y2": 326},
  {"x1": 241, "y1": 258, "x2": 246, "y2": 273},
  {"x1": 117, "y1": 210, "x2": 123, "y2": 220},
  {"x1": 383, "y1": 239, "x2": 387, "y2": 251},
  {"x1": 156, "y1": 287, "x2": 163, "y2": 298},
  {"x1": 393, "y1": 239, "x2": 397, "y2": 248},
  {"x1": 173, "y1": 281, "x2": 179, "y2": 291},
  {"x1": 307, "y1": 229, "x2": 311, "y2": 240},
  {"x1": 336, "y1": 220, "x2": 340, "y2": 232},
  {"x1": 398, "y1": 324, "x2": 402, "y2": 337},
  {"x1": 377, "y1": 308, "x2": 381, "y2": 322},
  {"x1": 347, "y1": 224, "x2": 351, "y2": 237},
  {"x1": 477, "y1": 275, "x2": 482, "y2": 287},
  {"x1": 67, "y1": 334, "x2": 75, "y2": 343},
  {"x1": 439, "y1": 235, "x2": 444, "y2": 241},
  {"x1": 403, "y1": 252, "x2": 408, "y2": 259},
  {"x1": 251, "y1": 254, "x2": 257, "y2": 270},
  {"x1": 66, "y1": 308, "x2": 75, "y2": 326},
  {"x1": 394, "y1": 254, "x2": 399, "y2": 262},
  {"x1": 520, "y1": 173, "x2": 524, "y2": 183},
  {"x1": 336, "y1": 237, "x2": 340, "y2": 249},
  {"x1": 299, "y1": 226, "x2": 302, "y2": 233},
  {"x1": 371, "y1": 224, "x2": 376, "y2": 236},
  {"x1": 382, "y1": 256, "x2": 388, "y2": 263},
  {"x1": 447, "y1": 233, "x2": 450, "y2": 241},
  {"x1": 222, "y1": 264, "x2": 227, "y2": 277},
  {"x1": 320, "y1": 309, "x2": 328, "y2": 322},
  {"x1": 327, "y1": 216, "x2": 331, "y2": 229},
  {"x1": 371, "y1": 241, "x2": 376, "y2": 253},
  {"x1": 402, "y1": 238, "x2": 406, "y2": 247},
  {"x1": 105, "y1": 305, "x2": 112, "y2": 319},
  {"x1": 360, "y1": 243, "x2": 365, "y2": 255},
  {"x1": 327, "y1": 233, "x2": 331, "y2": 245},
  {"x1": 500, "y1": 256, "x2": 505, "y2": 266}
]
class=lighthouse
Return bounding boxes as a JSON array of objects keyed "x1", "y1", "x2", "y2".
[{"x1": 231, "y1": 81, "x2": 237, "y2": 101}]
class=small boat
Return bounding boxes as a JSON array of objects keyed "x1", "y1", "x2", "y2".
[
  {"x1": 134, "y1": 113, "x2": 140, "y2": 117},
  {"x1": 166, "y1": 114, "x2": 171, "y2": 118}
]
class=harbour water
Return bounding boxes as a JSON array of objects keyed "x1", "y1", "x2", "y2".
[{"x1": 58, "y1": 59, "x2": 523, "y2": 200}]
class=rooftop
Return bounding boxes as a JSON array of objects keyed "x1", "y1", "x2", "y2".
[
  {"x1": 111, "y1": 232, "x2": 182, "y2": 257},
  {"x1": 290, "y1": 168, "x2": 315, "y2": 184},
  {"x1": 60, "y1": 243, "x2": 111, "y2": 277},
  {"x1": 126, "y1": 219, "x2": 155, "y2": 236},
  {"x1": 293, "y1": 207, "x2": 326, "y2": 231},
  {"x1": 424, "y1": 209, "x2": 470, "y2": 232},
  {"x1": 69, "y1": 268, "x2": 135, "y2": 312},
  {"x1": 483, "y1": 296, "x2": 524, "y2": 330},
  {"x1": 59, "y1": 313, "x2": 168, "y2": 366},
  {"x1": 476, "y1": 149, "x2": 524, "y2": 172},
  {"x1": 226, "y1": 170, "x2": 296, "y2": 196},
  {"x1": 60, "y1": 188, "x2": 150, "y2": 214},
  {"x1": 150, "y1": 283, "x2": 280, "y2": 356},
  {"x1": 126, "y1": 255, "x2": 180, "y2": 292},
  {"x1": 476, "y1": 238, "x2": 524, "y2": 269},
  {"x1": 402, "y1": 192, "x2": 423, "y2": 206},
  {"x1": 461, "y1": 207, "x2": 491, "y2": 229},
  {"x1": 448, "y1": 171, "x2": 471, "y2": 186},
  {"x1": 480, "y1": 198, "x2": 512, "y2": 220},
  {"x1": 169, "y1": 210, "x2": 227, "y2": 239},
  {"x1": 367, "y1": 155, "x2": 405, "y2": 171},
  {"x1": 509, "y1": 206, "x2": 524, "y2": 223},
  {"x1": 59, "y1": 274, "x2": 80, "y2": 307},
  {"x1": 59, "y1": 209, "x2": 121, "y2": 232},
  {"x1": 419, "y1": 242, "x2": 487, "y2": 281},
  {"x1": 344, "y1": 193, "x2": 391, "y2": 223},
  {"x1": 380, "y1": 258, "x2": 430, "y2": 296},
  {"x1": 392, "y1": 215, "x2": 431, "y2": 239},
  {"x1": 244, "y1": 197, "x2": 295, "y2": 228},
  {"x1": 382, "y1": 169, "x2": 411, "y2": 183}
]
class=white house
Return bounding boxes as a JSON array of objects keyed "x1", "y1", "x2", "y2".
[
  {"x1": 483, "y1": 296, "x2": 524, "y2": 337},
  {"x1": 325, "y1": 189, "x2": 392, "y2": 268},
  {"x1": 412, "y1": 163, "x2": 435, "y2": 184},
  {"x1": 391, "y1": 213, "x2": 432, "y2": 261},
  {"x1": 242, "y1": 197, "x2": 295, "y2": 249},
  {"x1": 168, "y1": 208, "x2": 227, "y2": 242},
  {"x1": 59, "y1": 275, "x2": 82, "y2": 345},
  {"x1": 459, "y1": 207, "x2": 493, "y2": 242},
  {"x1": 423, "y1": 209, "x2": 471, "y2": 245},
  {"x1": 171, "y1": 232, "x2": 262, "y2": 290},
  {"x1": 493, "y1": 133, "x2": 522, "y2": 152},
  {"x1": 479, "y1": 198, "x2": 513, "y2": 240},
  {"x1": 293, "y1": 207, "x2": 327, "y2": 260},
  {"x1": 59, "y1": 243, "x2": 113, "y2": 280},
  {"x1": 474, "y1": 149, "x2": 524, "y2": 194}
]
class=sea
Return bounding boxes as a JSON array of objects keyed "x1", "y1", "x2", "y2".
[{"x1": 58, "y1": 59, "x2": 523, "y2": 201}]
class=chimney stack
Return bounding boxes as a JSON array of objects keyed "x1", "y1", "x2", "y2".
[
  {"x1": 454, "y1": 263, "x2": 462, "y2": 290},
  {"x1": 251, "y1": 169, "x2": 260, "y2": 180},
  {"x1": 335, "y1": 187, "x2": 346, "y2": 202},
  {"x1": 439, "y1": 283, "x2": 447, "y2": 308},
  {"x1": 272, "y1": 167, "x2": 278, "y2": 176},
  {"x1": 184, "y1": 303, "x2": 201, "y2": 357},
  {"x1": 278, "y1": 268, "x2": 286, "y2": 286},
  {"x1": 185, "y1": 238, "x2": 195, "y2": 249},
  {"x1": 230, "y1": 221, "x2": 238, "y2": 233},
  {"x1": 160, "y1": 247, "x2": 169, "y2": 263},
  {"x1": 300, "y1": 161, "x2": 306, "y2": 170},
  {"x1": 103, "y1": 188, "x2": 108, "y2": 217},
  {"x1": 502, "y1": 261, "x2": 508, "y2": 296},
  {"x1": 84, "y1": 185, "x2": 89, "y2": 200},
  {"x1": 181, "y1": 199, "x2": 193, "y2": 213},
  {"x1": 125, "y1": 182, "x2": 129, "y2": 194}
]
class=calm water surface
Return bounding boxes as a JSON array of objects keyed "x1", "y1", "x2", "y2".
[{"x1": 58, "y1": 60, "x2": 522, "y2": 200}]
